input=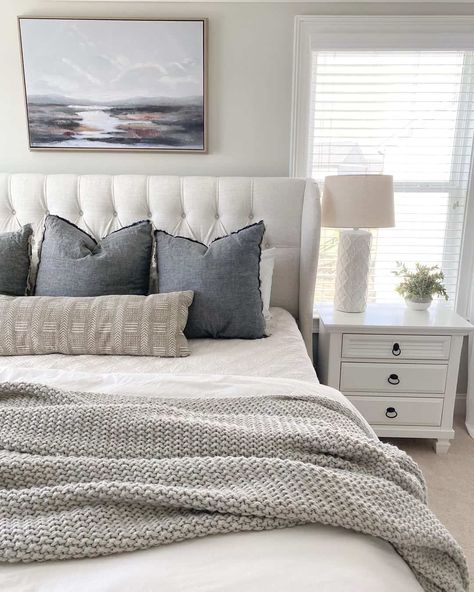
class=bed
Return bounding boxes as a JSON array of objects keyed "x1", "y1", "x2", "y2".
[{"x1": 0, "y1": 174, "x2": 464, "y2": 592}]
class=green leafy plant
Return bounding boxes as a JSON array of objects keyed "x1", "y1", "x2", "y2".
[{"x1": 393, "y1": 262, "x2": 448, "y2": 301}]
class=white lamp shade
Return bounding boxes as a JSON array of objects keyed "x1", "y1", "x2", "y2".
[{"x1": 322, "y1": 174, "x2": 395, "y2": 229}]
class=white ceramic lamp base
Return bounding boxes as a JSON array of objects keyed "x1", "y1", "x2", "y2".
[{"x1": 334, "y1": 229, "x2": 372, "y2": 313}]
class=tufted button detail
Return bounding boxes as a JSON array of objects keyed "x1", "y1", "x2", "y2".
[
  {"x1": 181, "y1": 212, "x2": 186, "y2": 219},
  {"x1": 45, "y1": 210, "x2": 50, "y2": 216},
  {"x1": 215, "y1": 213, "x2": 219, "y2": 220},
  {"x1": 11, "y1": 210, "x2": 16, "y2": 216},
  {"x1": 249, "y1": 213, "x2": 254, "y2": 220},
  {"x1": 147, "y1": 212, "x2": 152, "y2": 218},
  {"x1": 113, "y1": 211, "x2": 118, "y2": 217},
  {"x1": 79, "y1": 210, "x2": 83, "y2": 216}
]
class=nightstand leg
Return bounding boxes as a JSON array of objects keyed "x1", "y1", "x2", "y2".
[{"x1": 434, "y1": 438, "x2": 451, "y2": 455}]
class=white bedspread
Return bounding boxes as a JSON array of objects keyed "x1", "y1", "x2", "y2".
[
  {"x1": 0, "y1": 365, "x2": 423, "y2": 592},
  {"x1": 0, "y1": 307, "x2": 317, "y2": 382}
]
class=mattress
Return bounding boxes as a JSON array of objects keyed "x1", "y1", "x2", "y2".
[{"x1": 0, "y1": 307, "x2": 317, "y2": 382}]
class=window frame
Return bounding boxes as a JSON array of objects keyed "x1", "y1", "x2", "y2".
[{"x1": 290, "y1": 15, "x2": 474, "y2": 317}]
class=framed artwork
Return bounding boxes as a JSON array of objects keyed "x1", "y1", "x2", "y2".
[{"x1": 18, "y1": 17, "x2": 207, "y2": 152}]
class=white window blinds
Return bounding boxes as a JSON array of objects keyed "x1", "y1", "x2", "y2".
[{"x1": 310, "y1": 50, "x2": 474, "y2": 305}]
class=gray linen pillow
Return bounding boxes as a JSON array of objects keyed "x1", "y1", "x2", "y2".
[
  {"x1": 35, "y1": 216, "x2": 153, "y2": 297},
  {"x1": 156, "y1": 221, "x2": 266, "y2": 339},
  {"x1": 0, "y1": 225, "x2": 32, "y2": 296},
  {"x1": 0, "y1": 292, "x2": 193, "y2": 357}
]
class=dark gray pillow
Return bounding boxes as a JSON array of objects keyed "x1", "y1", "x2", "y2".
[
  {"x1": 35, "y1": 216, "x2": 153, "y2": 297},
  {"x1": 156, "y1": 221, "x2": 266, "y2": 339},
  {"x1": 0, "y1": 225, "x2": 33, "y2": 296}
]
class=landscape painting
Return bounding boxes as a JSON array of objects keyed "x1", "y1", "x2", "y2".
[{"x1": 18, "y1": 18, "x2": 206, "y2": 152}]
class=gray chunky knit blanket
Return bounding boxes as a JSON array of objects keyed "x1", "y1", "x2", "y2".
[{"x1": 0, "y1": 382, "x2": 468, "y2": 592}]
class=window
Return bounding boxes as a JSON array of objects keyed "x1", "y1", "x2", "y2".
[{"x1": 291, "y1": 17, "x2": 474, "y2": 310}]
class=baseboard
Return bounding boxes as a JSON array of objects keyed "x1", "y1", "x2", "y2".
[
  {"x1": 466, "y1": 421, "x2": 474, "y2": 437},
  {"x1": 455, "y1": 393, "x2": 467, "y2": 417}
]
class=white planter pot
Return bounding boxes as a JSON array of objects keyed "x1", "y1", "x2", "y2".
[{"x1": 405, "y1": 297, "x2": 432, "y2": 311}]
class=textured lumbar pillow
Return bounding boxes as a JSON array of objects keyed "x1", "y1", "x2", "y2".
[
  {"x1": 156, "y1": 221, "x2": 266, "y2": 339},
  {"x1": 0, "y1": 292, "x2": 193, "y2": 357},
  {"x1": 35, "y1": 216, "x2": 153, "y2": 297},
  {"x1": 0, "y1": 225, "x2": 33, "y2": 296}
]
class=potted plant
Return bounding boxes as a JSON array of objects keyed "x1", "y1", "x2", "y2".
[{"x1": 393, "y1": 262, "x2": 448, "y2": 310}]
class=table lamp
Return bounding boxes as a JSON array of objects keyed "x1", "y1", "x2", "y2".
[{"x1": 322, "y1": 174, "x2": 395, "y2": 313}]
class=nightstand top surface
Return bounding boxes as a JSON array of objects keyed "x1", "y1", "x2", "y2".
[{"x1": 316, "y1": 303, "x2": 473, "y2": 333}]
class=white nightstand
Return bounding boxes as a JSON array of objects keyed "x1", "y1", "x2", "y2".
[{"x1": 317, "y1": 303, "x2": 473, "y2": 454}]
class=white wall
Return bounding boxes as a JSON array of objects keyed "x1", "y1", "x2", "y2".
[{"x1": 3, "y1": 1, "x2": 474, "y2": 177}]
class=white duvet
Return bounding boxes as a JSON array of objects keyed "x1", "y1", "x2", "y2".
[
  {"x1": 1, "y1": 308, "x2": 317, "y2": 382},
  {"x1": 0, "y1": 365, "x2": 423, "y2": 592}
]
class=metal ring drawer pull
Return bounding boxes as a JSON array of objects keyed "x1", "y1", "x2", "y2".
[
  {"x1": 392, "y1": 343, "x2": 401, "y2": 356},
  {"x1": 385, "y1": 407, "x2": 398, "y2": 419},
  {"x1": 387, "y1": 373, "x2": 400, "y2": 385}
]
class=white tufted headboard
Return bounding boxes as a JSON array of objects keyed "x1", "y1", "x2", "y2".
[{"x1": 0, "y1": 174, "x2": 320, "y2": 356}]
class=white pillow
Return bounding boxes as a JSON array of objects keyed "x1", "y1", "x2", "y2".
[{"x1": 260, "y1": 248, "x2": 275, "y2": 321}]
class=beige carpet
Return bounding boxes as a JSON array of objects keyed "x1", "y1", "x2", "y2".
[{"x1": 385, "y1": 417, "x2": 474, "y2": 574}]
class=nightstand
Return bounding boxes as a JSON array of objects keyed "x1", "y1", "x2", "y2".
[{"x1": 317, "y1": 303, "x2": 473, "y2": 454}]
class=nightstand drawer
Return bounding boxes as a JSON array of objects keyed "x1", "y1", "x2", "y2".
[
  {"x1": 342, "y1": 334, "x2": 451, "y2": 360},
  {"x1": 348, "y1": 395, "x2": 443, "y2": 426},
  {"x1": 340, "y1": 362, "x2": 447, "y2": 394}
]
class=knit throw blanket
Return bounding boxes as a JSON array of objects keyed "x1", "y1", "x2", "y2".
[{"x1": 0, "y1": 382, "x2": 468, "y2": 592}]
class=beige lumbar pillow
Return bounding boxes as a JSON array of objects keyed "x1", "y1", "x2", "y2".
[{"x1": 0, "y1": 292, "x2": 193, "y2": 357}]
